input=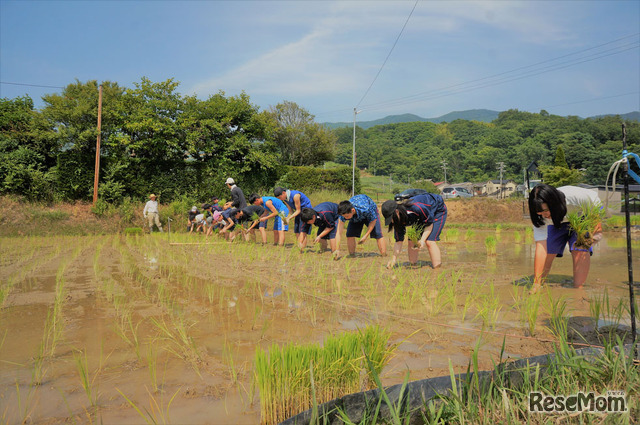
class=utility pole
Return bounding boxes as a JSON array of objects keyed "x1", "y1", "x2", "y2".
[
  {"x1": 441, "y1": 160, "x2": 448, "y2": 185},
  {"x1": 496, "y1": 161, "x2": 505, "y2": 199},
  {"x1": 92, "y1": 84, "x2": 103, "y2": 206},
  {"x1": 352, "y1": 108, "x2": 361, "y2": 197}
]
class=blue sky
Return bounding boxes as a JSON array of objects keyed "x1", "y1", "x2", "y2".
[{"x1": 1, "y1": 1, "x2": 638, "y2": 123}]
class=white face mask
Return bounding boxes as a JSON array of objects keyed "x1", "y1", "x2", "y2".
[{"x1": 286, "y1": 189, "x2": 291, "y2": 200}]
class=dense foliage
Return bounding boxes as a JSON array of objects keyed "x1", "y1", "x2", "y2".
[
  {"x1": 275, "y1": 165, "x2": 359, "y2": 195},
  {"x1": 2, "y1": 78, "x2": 638, "y2": 204},
  {"x1": 0, "y1": 79, "x2": 340, "y2": 203},
  {"x1": 333, "y1": 110, "x2": 639, "y2": 185}
]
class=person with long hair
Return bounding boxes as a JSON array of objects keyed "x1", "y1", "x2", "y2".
[
  {"x1": 528, "y1": 184, "x2": 602, "y2": 294},
  {"x1": 381, "y1": 193, "x2": 447, "y2": 269}
]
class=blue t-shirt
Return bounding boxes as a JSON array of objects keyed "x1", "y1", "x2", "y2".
[
  {"x1": 262, "y1": 196, "x2": 289, "y2": 215},
  {"x1": 340, "y1": 194, "x2": 378, "y2": 223},
  {"x1": 285, "y1": 190, "x2": 312, "y2": 211}
]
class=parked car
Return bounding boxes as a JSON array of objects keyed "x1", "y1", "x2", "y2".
[
  {"x1": 394, "y1": 188, "x2": 428, "y2": 202},
  {"x1": 441, "y1": 187, "x2": 473, "y2": 199}
]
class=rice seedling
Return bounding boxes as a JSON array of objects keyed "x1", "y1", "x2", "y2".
[
  {"x1": 444, "y1": 228, "x2": 459, "y2": 242},
  {"x1": 484, "y1": 236, "x2": 497, "y2": 256},
  {"x1": 524, "y1": 226, "x2": 533, "y2": 243},
  {"x1": 474, "y1": 281, "x2": 502, "y2": 330},
  {"x1": 513, "y1": 230, "x2": 522, "y2": 244},
  {"x1": 150, "y1": 315, "x2": 201, "y2": 376},
  {"x1": 405, "y1": 225, "x2": 423, "y2": 244},
  {"x1": 117, "y1": 386, "x2": 181, "y2": 425},
  {"x1": 521, "y1": 292, "x2": 541, "y2": 336},
  {"x1": 464, "y1": 229, "x2": 475, "y2": 240},
  {"x1": 545, "y1": 292, "x2": 569, "y2": 340},
  {"x1": 73, "y1": 349, "x2": 101, "y2": 408},
  {"x1": 114, "y1": 315, "x2": 142, "y2": 361},
  {"x1": 254, "y1": 325, "x2": 394, "y2": 425},
  {"x1": 461, "y1": 278, "x2": 483, "y2": 321},
  {"x1": 566, "y1": 202, "x2": 605, "y2": 250},
  {"x1": 146, "y1": 345, "x2": 159, "y2": 393}
]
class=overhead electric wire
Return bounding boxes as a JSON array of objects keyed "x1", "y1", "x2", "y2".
[
  {"x1": 361, "y1": 33, "x2": 640, "y2": 111},
  {"x1": 315, "y1": 33, "x2": 639, "y2": 121},
  {"x1": 354, "y1": 0, "x2": 419, "y2": 109},
  {"x1": 544, "y1": 91, "x2": 640, "y2": 109},
  {"x1": 360, "y1": 37, "x2": 639, "y2": 112},
  {"x1": 0, "y1": 81, "x2": 65, "y2": 89}
]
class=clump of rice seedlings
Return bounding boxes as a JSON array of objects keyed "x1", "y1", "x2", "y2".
[
  {"x1": 524, "y1": 226, "x2": 533, "y2": 242},
  {"x1": 484, "y1": 236, "x2": 497, "y2": 256},
  {"x1": 146, "y1": 345, "x2": 159, "y2": 393},
  {"x1": 474, "y1": 281, "x2": 502, "y2": 330},
  {"x1": 117, "y1": 386, "x2": 181, "y2": 425},
  {"x1": 114, "y1": 314, "x2": 142, "y2": 361},
  {"x1": 589, "y1": 289, "x2": 609, "y2": 326},
  {"x1": 545, "y1": 293, "x2": 569, "y2": 340},
  {"x1": 203, "y1": 284, "x2": 216, "y2": 304},
  {"x1": 567, "y1": 202, "x2": 605, "y2": 249},
  {"x1": 444, "y1": 229, "x2": 459, "y2": 242},
  {"x1": 464, "y1": 229, "x2": 475, "y2": 240},
  {"x1": 461, "y1": 278, "x2": 483, "y2": 321},
  {"x1": 254, "y1": 325, "x2": 395, "y2": 425},
  {"x1": 521, "y1": 292, "x2": 541, "y2": 336},
  {"x1": 405, "y1": 225, "x2": 422, "y2": 244},
  {"x1": 513, "y1": 231, "x2": 522, "y2": 244},
  {"x1": 73, "y1": 349, "x2": 102, "y2": 408},
  {"x1": 150, "y1": 315, "x2": 201, "y2": 376}
]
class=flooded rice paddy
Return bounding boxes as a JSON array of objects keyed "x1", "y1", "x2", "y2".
[{"x1": 0, "y1": 229, "x2": 638, "y2": 424}]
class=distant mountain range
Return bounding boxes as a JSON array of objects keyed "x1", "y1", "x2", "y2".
[{"x1": 322, "y1": 109, "x2": 640, "y2": 130}]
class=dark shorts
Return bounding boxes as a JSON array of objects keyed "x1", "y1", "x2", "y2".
[
  {"x1": 426, "y1": 208, "x2": 447, "y2": 242},
  {"x1": 317, "y1": 224, "x2": 337, "y2": 240},
  {"x1": 345, "y1": 215, "x2": 383, "y2": 240},
  {"x1": 547, "y1": 222, "x2": 593, "y2": 258},
  {"x1": 294, "y1": 215, "x2": 311, "y2": 235}
]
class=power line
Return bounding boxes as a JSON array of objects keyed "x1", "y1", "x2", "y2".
[
  {"x1": 355, "y1": 0, "x2": 419, "y2": 109},
  {"x1": 0, "y1": 81, "x2": 65, "y2": 89},
  {"x1": 315, "y1": 33, "x2": 639, "y2": 120},
  {"x1": 543, "y1": 91, "x2": 640, "y2": 109},
  {"x1": 359, "y1": 34, "x2": 640, "y2": 112}
]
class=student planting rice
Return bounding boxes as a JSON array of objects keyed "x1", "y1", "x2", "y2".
[
  {"x1": 299, "y1": 202, "x2": 341, "y2": 255},
  {"x1": 274, "y1": 187, "x2": 313, "y2": 241},
  {"x1": 219, "y1": 208, "x2": 239, "y2": 240},
  {"x1": 248, "y1": 194, "x2": 289, "y2": 246},
  {"x1": 337, "y1": 194, "x2": 386, "y2": 257},
  {"x1": 232, "y1": 205, "x2": 266, "y2": 242},
  {"x1": 528, "y1": 184, "x2": 603, "y2": 294},
  {"x1": 381, "y1": 193, "x2": 447, "y2": 269}
]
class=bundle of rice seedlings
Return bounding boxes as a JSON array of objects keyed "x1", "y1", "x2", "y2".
[
  {"x1": 254, "y1": 325, "x2": 394, "y2": 424},
  {"x1": 567, "y1": 202, "x2": 604, "y2": 249}
]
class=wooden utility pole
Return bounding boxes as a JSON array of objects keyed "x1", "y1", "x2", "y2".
[{"x1": 93, "y1": 85, "x2": 103, "y2": 206}]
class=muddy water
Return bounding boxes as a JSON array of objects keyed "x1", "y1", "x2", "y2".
[{"x1": 0, "y1": 230, "x2": 637, "y2": 424}]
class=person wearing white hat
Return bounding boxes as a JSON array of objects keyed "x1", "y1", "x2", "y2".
[
  {"x1": 143, "y1": 194, "x2": 163, "y2": 233},
  {"x1": 225, "y1": 178, "x2": 247, "y2": 209}
]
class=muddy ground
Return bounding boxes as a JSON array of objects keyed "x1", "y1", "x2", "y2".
[{"x1": 0, "y1": 198, "x2": 638, "y2": 424}]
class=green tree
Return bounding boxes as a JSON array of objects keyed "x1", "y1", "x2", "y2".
[
  {"x1": 539, "y1": 165, "x2": 583, "y2": 187},
  {"x1": 0, "y1": 96, "x2": 57, "y2": 201},
  {"x1": 42, "y1": 80, "x2": 125, "y2": 200},
  {"x1": 269, "y1": 101, "x2": 336, "y2": 166},
  {"x1": 553, "y1": 145, "x2": 569, "y2": 168}
]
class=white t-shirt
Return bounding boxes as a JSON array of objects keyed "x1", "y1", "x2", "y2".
[{"x1": 533, "y1": 186, "x2": 601, "y2": 241}]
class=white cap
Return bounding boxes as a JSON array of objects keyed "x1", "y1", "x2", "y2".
[{"x1": 225, "y1": 178, "x2": 235, "y2": 185}]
